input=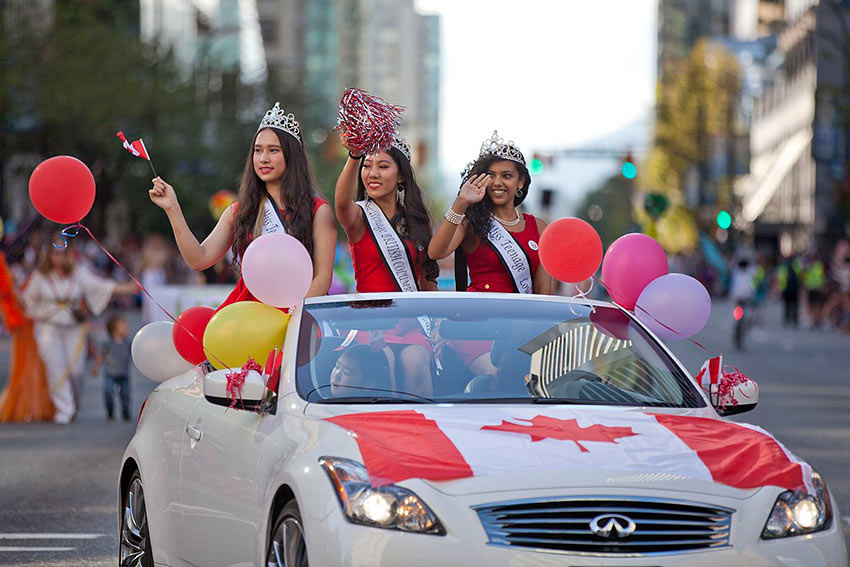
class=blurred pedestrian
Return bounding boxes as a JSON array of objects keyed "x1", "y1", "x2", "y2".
[
  {"x1": 22, "y1": 244, "x2": 138, "y2": 424},
  {"x1": 0, "y1": 252, "x2": 55, "y2": 423},
  {"x1": 148, "y1": 101, "x2": 336, "y2": 309},
  {"x1": 776, "y1": 255, "x2": 801, "y2": 327},
  {"x1": 92, "y1": 313, "x2": 132, "y2": 421},
  {"x1": 802, "y1": 254, "x2": 827, "y2": 329}
]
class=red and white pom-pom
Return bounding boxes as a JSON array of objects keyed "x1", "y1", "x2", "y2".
[{"x1": 335, "y1": 87, "x2": 404, "y2": 156}]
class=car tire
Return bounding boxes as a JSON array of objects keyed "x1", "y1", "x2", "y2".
[
  {"x1": 267, "y1": 500, "x2": 309, "y2": 567},
  {"x1": 119, "y1": 471, "x2": 154, "y2": 567}
]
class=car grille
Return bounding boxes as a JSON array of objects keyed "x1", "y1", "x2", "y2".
[{"x1": 474, "y1": 497, "x2": 733, "y2": 555}]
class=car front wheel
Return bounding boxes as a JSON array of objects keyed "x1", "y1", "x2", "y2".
[
  {"x1": 267, "y1": 500, "x2": 309, "y2": 567},
  {"x1": 120, "y1": 471, "x2": 153, "y2": 567}
]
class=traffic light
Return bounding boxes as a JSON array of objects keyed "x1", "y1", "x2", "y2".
[
  {"x1": 716, "y1": 210, "x2": 732, "y2": 230},
  {"x1": 621, "y1": 153, "x2": 637, "y2": 179},
  {"x1": 529, "y1": 154, "x2": 544, "y2": 175},
  {"x1": 643, "y1": 193, "x2": 669, "y2": 220}
]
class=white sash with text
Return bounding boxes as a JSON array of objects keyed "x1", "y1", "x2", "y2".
[
  {"x1": 485, "y1": 219, "x2": 533, "y2": 294},
  {"x1": 356, "y1": 200, "x2": 418, "y2": 292}
]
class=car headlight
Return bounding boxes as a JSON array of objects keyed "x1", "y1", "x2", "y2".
[
  {"x1": 761, "y1": 471, "x2": 832, "y2": 539},
  {"x1": 319, "y1": 457, "x2": 445, "y2": 535}
]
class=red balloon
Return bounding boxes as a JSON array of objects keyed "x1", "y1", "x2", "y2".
[
  {"x1": 538, "y1": 218, "x2": 603, "y2": 283},
  {"x1": 28, "y1": 156, "x2": 96, "y2": 224},
  {"x1": 172, "y1": 306, "x2": 216, "y2": 365}
]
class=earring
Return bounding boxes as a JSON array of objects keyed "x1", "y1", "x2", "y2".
[
  {"x1": 397, "y1": 183, "x2": 405, "y2": 206},
  {"x1": 516, "y1": 188, "x2": 524, "y2": 198}
]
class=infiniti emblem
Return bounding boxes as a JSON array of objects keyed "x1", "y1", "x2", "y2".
[{"x1": 589, "y1": 514, "x2": 637, "y2": 539}]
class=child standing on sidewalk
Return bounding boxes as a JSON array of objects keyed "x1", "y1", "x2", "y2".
[{"x1": 93, "y1": 314, "x2": 132, "y2": 421}]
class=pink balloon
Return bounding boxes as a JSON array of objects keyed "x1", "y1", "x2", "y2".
[
  {"x1": 242, "y1": 233, "x2": 313, "y2": 308},
  {"x1": 635, "y1": 274, "x2": 711, "y2": 340},
  {"x1": 601, "y1": 233, "x2": 668, "y2": 309}
]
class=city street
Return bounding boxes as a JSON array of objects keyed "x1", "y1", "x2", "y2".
[{"x1": 0, "y1": 299, "x2": 848, "y2": 566}]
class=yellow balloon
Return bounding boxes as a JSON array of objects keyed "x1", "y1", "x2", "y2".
[{"x1": 203, "y1": 301, "x2": 289, "y2": 370}]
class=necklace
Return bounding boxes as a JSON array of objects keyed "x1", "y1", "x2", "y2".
[{"x1": 493, "y1": 208, "x2": 522, "y2": 227}]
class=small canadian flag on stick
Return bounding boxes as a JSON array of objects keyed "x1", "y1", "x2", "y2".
[
  {"x1": 695, "y1": 355, "x2": 723, "y2": 405},
  {"x1": 116, "y1": 131, "x2": 157, "y2": 177}
]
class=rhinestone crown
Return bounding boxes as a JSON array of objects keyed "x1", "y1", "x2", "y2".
[
  {"x1": 479, "y1": 130, "x2": 525, "y2": 166},
  {"x1": 258, "y1": 102, "x2": 301, "y2": 143},
  {"x1": 390, "y1": 134, "x2": 411, "y2": 162}
]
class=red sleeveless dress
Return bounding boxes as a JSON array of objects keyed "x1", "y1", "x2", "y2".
[
  {"x1": 215, "y1": 196, "x2": 328, "y2": 312},
  {"x1": 466, "y1": 213, "x2": 541, "y2": 293},
  {"x1": 348, "y1": 212, "x2": 430, "y2": 350},
  {"x1": 349, "y1": 228, "x2": 423, "y2": 293}
]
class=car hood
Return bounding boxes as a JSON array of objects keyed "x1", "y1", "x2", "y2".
[{"x1": 304, "y1": 404, "x2": 811, "y2": 499}]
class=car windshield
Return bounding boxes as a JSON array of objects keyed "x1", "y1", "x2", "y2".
[{"x1": 296, "y1": 296, "x2": 704, "y2": 408}]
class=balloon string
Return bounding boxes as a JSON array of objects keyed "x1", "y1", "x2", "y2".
[
  {"x1": 72, "y1": 223, "x2": 232, "y2": 371},
  {"x1": 568, "y1": 278, "x2": 595, "y2": 317},
  {"x1": 591, "y1": 275, "x2": 711, "y2": 354},
  {"x1": 53, "y1": 224, "x2": 81, "y2": 250}
]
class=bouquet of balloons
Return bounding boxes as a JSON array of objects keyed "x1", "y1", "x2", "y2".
[{"x1": 538, "y1": 218, "x2": 711, "y2": 342}]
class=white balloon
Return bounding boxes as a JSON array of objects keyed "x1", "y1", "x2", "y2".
[{"x1": 132, "y1": 321, "x2": 194, "y2": 382}]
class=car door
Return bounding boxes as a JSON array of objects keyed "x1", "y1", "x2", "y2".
[
  {"x1": 178, "y1": 398, "x2": 276, "y2": 566},
  {"x1": 136, "y1": 374, "x2": 201, "y2": 567}
]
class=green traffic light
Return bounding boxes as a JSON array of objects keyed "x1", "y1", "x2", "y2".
[
  {"x1": 621, "y1": 161, "x2": 637, "y2": 179},
  {"x1": 716, "y1": 210, "x2": 732, "y2": 229},
  {"x1": 529, "y1": 158, "x2": 543, "y2": 175}
]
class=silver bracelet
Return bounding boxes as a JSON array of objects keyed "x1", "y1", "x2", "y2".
[{"x1": 444, "y1": 207, "x2": 465, "y2": 225}]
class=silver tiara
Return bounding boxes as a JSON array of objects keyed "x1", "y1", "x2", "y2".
[
  {"x1": 390, "y1": 134, "x2": 411, "y2": 162},
  {"x1": 479, "y1": 130, "x2": 525, "y2": 166},
  {"x1": 258, "y1": 102, "x2": 301, "y2": 142}
]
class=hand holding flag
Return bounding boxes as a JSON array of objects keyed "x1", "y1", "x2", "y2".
[{"x1": 116, "y1": 131, "x2": 157, "y2": 177}]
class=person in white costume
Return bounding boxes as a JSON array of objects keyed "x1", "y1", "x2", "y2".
[{"x1": 23, "y1": 245, "x2": 138, "y2": 424}]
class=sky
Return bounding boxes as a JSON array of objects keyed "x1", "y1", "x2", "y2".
[{"x1": 415, "y1": 0, "x2": 658, "y2": 200}]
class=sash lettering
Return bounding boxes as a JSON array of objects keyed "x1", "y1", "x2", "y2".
[
  {"x1": 259, "y1": 197, "x2": 286, "y2": 236},
  {"x1": 356, "y1": 200, "x2": 419, "y2": 292},
  {"x1": 485, "y1": 220, "x2": 533, "y2": 294}
]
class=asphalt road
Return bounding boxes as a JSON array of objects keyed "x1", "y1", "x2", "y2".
[{"x1": 0, "y1": 300, "x2": 848, "y2": 566}]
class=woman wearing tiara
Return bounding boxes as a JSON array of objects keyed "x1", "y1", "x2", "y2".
[
  {"x1": 149, "y1": 102, "x2": 337, "y2": 308},
  {"x1": 428, "y1": 131, "x2": 552, "y2": 379},
  {"x1": 429, "y1": 130, "x2": 552, "y2": 295},
  {"x1": 334, "y1": 131, "x2": 438, "y2": 396}
]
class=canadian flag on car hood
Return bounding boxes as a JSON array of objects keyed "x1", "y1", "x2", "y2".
[{"x1": 325, "y1": 408, "x2": 813, "y2": 492}]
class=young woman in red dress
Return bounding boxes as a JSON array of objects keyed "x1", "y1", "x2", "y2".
[
  {"x1": 334, "y1": 132, "x2": 438, "y2": 396},
  {"x1": 429, "y1": 131, "x2": 552, "y2": 376},
  {"x1": 429, "y1": 130, "x2": 552, "y2": 294},
  {"x1": 149, "y1": 102, "x2": 337, "y2": 307}
]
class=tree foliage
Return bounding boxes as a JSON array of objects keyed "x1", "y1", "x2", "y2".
[
  {"x1": 1, "y1": 1, "x2": 257, "y2": 240},
  {"x1": 646, "y1": 39, "x2": 741, "y2": 210}
]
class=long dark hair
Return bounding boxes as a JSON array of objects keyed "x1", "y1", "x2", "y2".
[
  {"x1": 355, "y1": 146, "x2": 439, "y2": 283},
  {"x1": 231, "y1": 128, "x2": 319, "y2": 262},
  {"x1": 463, "y1": 155, "x2": 531, "y2": 239}
]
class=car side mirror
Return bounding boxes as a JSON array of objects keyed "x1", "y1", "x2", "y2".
[
  {"x1": 203, "y1": 368, "x2": 266, "y2": 411},
  {"x1": 712, "y1": 379, "x2": 759, "y2": 416}
]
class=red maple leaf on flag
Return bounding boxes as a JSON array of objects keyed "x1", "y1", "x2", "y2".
[{"x1": 481, "y1": 416, "x2": 639, "y2": 452}]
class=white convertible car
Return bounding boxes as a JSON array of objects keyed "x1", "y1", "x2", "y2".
[{"x1": 119, "y1": 292, "x2": 847, "y2": 566}]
